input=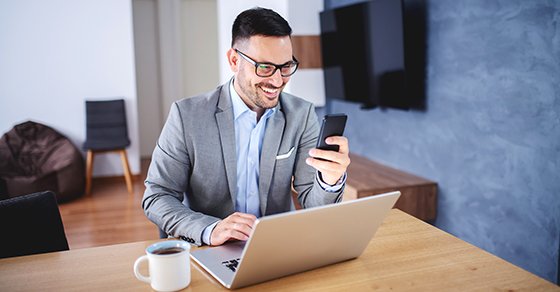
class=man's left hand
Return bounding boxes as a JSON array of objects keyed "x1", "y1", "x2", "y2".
[{"x1": 306, "y1": 136, "x2": 350, "y2": 185}]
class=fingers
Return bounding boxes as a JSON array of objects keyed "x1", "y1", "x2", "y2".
[
  {"x1": 307, "y1": 153, "x2": 348, "y2": 171},
  {"x1": 308, "y1": 149, "x2": 345, "y2": 165},
  {"x1": 325, "y1": 136, "x2": 349, "y2": 154},
  {"x1": 210, "y1": 212, "x2": 257, "y2": 246},
  {"x1": 306, "y1": 136, "x2": 351, "y2": 185},
  {"x1": 307, "y1": 136, "x2": 350, "y2": 164}
]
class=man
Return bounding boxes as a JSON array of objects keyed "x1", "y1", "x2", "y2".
[{"x1": 142, "y1": 7, "x2": 350, "y2": 246}]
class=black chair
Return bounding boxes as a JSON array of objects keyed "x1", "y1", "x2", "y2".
[
  {"x1": 0, "y1": 191, "x2": 69, "y2": 258},
  {"x1": 83, "y1": 99, "x2": 133, "y2": 195}
]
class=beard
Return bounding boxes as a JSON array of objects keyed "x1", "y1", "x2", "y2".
[
  {"x1": 236, "y1": 74, "x2": 285, "y2": 111},
  {"x1": 252, "y1": 82, "x2": 283, "y2": 109}
]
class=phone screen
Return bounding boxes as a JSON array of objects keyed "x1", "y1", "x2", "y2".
[{"x1": 316, "y1": 114, "x2": 347, "y2": 152}]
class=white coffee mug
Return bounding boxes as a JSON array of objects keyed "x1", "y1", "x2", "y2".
[{"x1": 133, "y1": 240, "x2": 191, "y2": 292}]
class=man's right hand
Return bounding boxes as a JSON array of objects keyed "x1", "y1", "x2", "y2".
[{"x1": 210, "y1": 212, "x2": 257, "y2": 246}]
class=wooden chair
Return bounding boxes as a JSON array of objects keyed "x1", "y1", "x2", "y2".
[{"x1": 83, "y1": 99, "x2": 133, "y2": 195}]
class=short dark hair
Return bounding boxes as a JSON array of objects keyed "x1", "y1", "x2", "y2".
[{"x1": 231, "y1": 7, "x2": 292, "y2": 47}]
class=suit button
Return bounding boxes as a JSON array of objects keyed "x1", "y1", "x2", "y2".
[{"x1": 179, "y1": 236, "x2": 187, "y2": 241}]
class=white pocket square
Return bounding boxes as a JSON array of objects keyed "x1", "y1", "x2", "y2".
[{"x1": 276, "y1": 147, "x2": 295, "y2": 160}]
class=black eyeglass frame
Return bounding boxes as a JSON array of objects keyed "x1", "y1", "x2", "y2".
[{"x1": 235, "y1": 49, "x2": 299, "y2": 77}]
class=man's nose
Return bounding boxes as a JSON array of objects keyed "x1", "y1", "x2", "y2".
[{"x1": 268, "y1": 69, "x2": 285, "y2": 87}]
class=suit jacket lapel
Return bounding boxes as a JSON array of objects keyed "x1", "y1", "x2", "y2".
[
  {"x1": 215, "y1": 84, "x2": 238, "y2": 207},
  {"x1": 259, "y1": 106, "x2": 285, "y2": 215}
]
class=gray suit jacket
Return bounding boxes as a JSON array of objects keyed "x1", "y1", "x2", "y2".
[{"x1": 142, "y1": 82, "x2": 344, "y2": 246}]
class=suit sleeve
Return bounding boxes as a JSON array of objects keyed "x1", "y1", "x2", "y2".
[
  {"x1": 142, "y1": 102, "x2": 219, "y2": 246},
  {"x1": 292, "y1": 105, "x2": 344, "y2": 208}
]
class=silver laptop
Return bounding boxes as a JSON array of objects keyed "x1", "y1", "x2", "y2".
[{"x1": 190, "y1": 191, "x2": 400, "y2": 289}]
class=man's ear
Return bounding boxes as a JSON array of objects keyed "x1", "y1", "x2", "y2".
[{"x1": 226, "y1": 48, "x2": 238, "y2": 72}]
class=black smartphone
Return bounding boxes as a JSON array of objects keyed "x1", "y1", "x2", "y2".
[{"x1": 316, "y1": 114, "x2": 347, "y2": 152}]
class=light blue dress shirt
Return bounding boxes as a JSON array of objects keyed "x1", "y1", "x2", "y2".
[
  {"x1": 201, "y1": 79, "x2": 345, "y2": 245},
  {"x1": 230, "y1": 81, "x2": 276, "y2": 218}
]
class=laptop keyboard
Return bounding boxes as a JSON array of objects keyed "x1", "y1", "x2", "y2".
[{"x1": 221, "y1": 258, "x2": 241, "y2": 272}]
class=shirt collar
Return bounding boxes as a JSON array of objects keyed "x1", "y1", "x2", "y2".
[{"x1": 230, "y1": 78, "x2": 277, "y2": 121}]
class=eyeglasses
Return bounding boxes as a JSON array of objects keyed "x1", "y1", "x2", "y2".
[{"x1": 235, "y1": 49, "x2": 299, "y2": 77}]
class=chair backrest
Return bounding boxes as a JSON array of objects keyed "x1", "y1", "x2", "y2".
[
  {"x1": 0, "y1": 191, "x2": 69, "y2": 258},
  {"x1": 83, "y1": 99, "x2": 130, "y2": 151}
]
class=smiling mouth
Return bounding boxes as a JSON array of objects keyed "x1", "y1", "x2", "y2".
[
  {"x1": 258, "y1": 85, "x2": 281, "y2": 99},
  {"x1": 260, "y1": 86, "x2": 279, "y2": 94}
]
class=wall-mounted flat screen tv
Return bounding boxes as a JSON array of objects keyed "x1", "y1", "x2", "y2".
[{"x1": 320, "y1": 0, "x2": 425, "y2": 110}]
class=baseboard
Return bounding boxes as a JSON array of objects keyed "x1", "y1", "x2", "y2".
[{"x1": 92, "y1": 174, "x2": 142, "y2": 183}]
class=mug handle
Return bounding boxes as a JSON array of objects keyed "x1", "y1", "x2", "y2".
[{"x1": 133, "y1": 255, "x2": 151, "y2": 284}]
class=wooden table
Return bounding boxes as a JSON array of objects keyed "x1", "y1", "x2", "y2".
[
  {"x1": 0, "y1": 209, "x2": 556, "y2": 291},
  {"x1": 345, "y1": 153, "x2": 438, "y2": 222}
]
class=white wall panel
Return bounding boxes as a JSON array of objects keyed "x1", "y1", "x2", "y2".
[{"x1": 0, "y1": 0, "x2": 140, "y2": 176}]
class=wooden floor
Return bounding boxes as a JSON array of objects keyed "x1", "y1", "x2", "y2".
[{"x1": 58, "y1": 158, "x2": 159, "y2": 249}]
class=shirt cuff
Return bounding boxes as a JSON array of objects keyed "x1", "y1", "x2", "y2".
[
  {"x1": 202, "y1": 221, "x2": 219, "y2": 245},
  {"x1": 317, "y1": 172, "x2": 347, "y2": 193}
]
